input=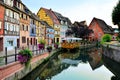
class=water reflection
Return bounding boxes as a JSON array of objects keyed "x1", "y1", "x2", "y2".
[
  {"x1": 102, "y1": 54, "x2": 120, "y2": 80},
  {"x1": 22, "y1": 48, "x2": 114, "y2": 80}
]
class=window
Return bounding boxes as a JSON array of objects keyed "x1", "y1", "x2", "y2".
[
  {"x1": 6, "y1": 9, "x2": 9, "y2": 16},
  {"x1": 0, "y1": 21, "x2": 2, "y2": 29},
  {"x1": 22, "y1": 25, "x2": 24, "y2": 30},
  {"x1": 7, "y1": 40, "x2": 13, "y2": 46},
  {"x1": 22, "y1": 37, "x2": 26, "y2": 43},
  {"x1": 26, "y1": 26, "x2": 28, "y2": 31},
  {"x1": 21, "y1": 14, "x2": 23, "y2": 18},
  {"x1": 31, "y1": 28, "x2": 34, "y2": 34}
]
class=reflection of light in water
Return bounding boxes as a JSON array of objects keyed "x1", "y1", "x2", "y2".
[{"x1": 52, "y1": 63, "x2": 114, "y2": 80}]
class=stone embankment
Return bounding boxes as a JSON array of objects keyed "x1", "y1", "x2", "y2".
[{"x1": 0, "y1": 49, "x2": 59, "y2": 80}]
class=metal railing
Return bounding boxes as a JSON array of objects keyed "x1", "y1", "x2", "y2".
[{"x1": 0, "y1": 46, "x2": 46, "y2": 66}]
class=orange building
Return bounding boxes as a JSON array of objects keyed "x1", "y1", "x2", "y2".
[
  {"x1": 0, "y1": 3, "x2": 5, "y2": 51},
  {"x1": 89, "y1": 17, "x2": 113, "y2": 41}
]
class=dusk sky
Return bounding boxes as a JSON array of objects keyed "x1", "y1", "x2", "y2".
[{"x1": 22, "y1": 0, "x2": 118, "y2": 28}]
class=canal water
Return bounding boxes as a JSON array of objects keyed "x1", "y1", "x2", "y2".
[{"x1": 22, "y1": 48, "x2": 115, "y2": 80}]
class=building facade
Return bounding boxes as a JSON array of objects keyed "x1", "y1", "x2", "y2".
[
  {"x1": 3, "y1": 0, "x2": 20, "y2": 50},
  {"x1": 18, "y1": 2, "x2": 30, "y2": 48},
  {"x1": 29, "y1": 13, "x2": 36, "y2": 46},
  {"x1": 89, "y1": 17, "x2": 113, "y2": 41},
  {"x1": 43, "y1": 21, "x2": 54, "y2": 45},
  {"x1": 0, "y1": 2, "x2": 5, "y2": 51},
  {"x1": 37, "y1": 7, "x2": 60, "y2": 44}
]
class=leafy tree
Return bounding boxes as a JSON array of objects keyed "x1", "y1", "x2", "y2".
[
  {"x1": 66, "y1": 29, "x2": 73, "y2": 36},
  {"x1": 112, "y1": 1, "x2": 120, "y2": 30},
  {"x1": 66, "y1": 25, "x2": 93, "y2": 39}
]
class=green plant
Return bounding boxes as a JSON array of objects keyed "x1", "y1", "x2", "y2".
[
  {"x1": 101, "y1": 34, "x2": 112, "y2": 44},
  {"x1": 18, "y1": 48, "x2": 33, "y2": 66},
  {"x1": 38, "y1": 39, "x2": 46, "y2": 44},
  {"x1": 55, "y1": 42, "x2": 59, "y2": 45}
]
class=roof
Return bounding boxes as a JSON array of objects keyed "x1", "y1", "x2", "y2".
[
  {"x1": 73, "y1": 21, "x2": 87, "y2": 28},
  {"x1": 54, "y1": 12, "x2": 72, "y2": 25},
  {"x1": 40, "y1": 7, "x2": 60, "y2": 25},
  {"x1": 93, "y1": 17, "x2": 114, "y2": 34},
  {"x1": 40, "y1": 21, "x2": 53, "y2": 29}
]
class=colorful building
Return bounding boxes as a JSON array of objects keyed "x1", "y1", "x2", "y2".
[
  {"x1": 53, "y1": 12, "x2": 72, "y2": 42},
  {"x1": 89, "y1": 17, "x2": 113, "y2": 41},
  {"x1": 37, "y1": 7, "x2": 60, "y2": 43},
  {"x1": 2, "y1": 0, "x2": 20, "y2": 50},
  {"x1": 0, "y1": 2, "x2": 5, "y2": 51},
  {"x1": 41, "y1": 21, "x2": 54, "y2": 45},
  {"x1": 29, "y1": 13, "x2": 37, "y2": 46},
  {"x1": 16, "y1": 1, "x2": 30, "y2": 48}
]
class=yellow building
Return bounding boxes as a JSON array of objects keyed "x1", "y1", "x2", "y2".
[{"x1": 37, "y1": 7, "x2": 60, "y2": 44}]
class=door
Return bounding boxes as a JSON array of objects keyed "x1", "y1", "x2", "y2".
[
  {"x1": 17, "y1": 39, "x2": 19, "y2": 48},
  {"x1": 0, "y1": 38, "x2": 3, "y2": 51}
]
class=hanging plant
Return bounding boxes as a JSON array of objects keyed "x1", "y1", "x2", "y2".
[{"x1": 18, "y1": 48, "x2": 33, "y2": 66}]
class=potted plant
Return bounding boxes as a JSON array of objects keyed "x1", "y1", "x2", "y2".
[
  {"x1": 38, "y1": 39, "x2": 46, "y2": 50},
  {"x1": 47, "y1": 46, "x2": 52, "y2": 53},
  {"x1": 18, "y1": 48, "x2": 33, "y2": 66}
]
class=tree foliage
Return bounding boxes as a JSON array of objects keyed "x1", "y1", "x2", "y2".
[
  {"x1": 66, "y1": 25, "x2": 93, "y2": 39},
  {"x1": 112, "y1": 1, "x2": 120, "y2": 30}
]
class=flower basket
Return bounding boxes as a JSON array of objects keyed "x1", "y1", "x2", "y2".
[
  {"x1": 18, "y1": 48, "x2": 33, "y2": 66},
  {"x1": 38, "y1": 39, "x2": 46, "y2": 50},
  {"x1": 38, "y1": 44, "x2": 45, "y2": 50}
]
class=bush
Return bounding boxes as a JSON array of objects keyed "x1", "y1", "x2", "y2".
[
  {"x1": 18, "y1": 48, "x2": 33, "y2": 66},
  {"x1": 101, "y1": 34, "x2": 112, "y2": 44}
]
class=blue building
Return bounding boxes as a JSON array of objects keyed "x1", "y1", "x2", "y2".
[
  {"x1": 29, "y1": 13, "x2": 37, "y2": 46},
  {"x1": 41, "y1": 21, "x2": 54, "y2": 45}
]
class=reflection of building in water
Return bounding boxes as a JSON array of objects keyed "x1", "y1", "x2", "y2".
[
  {"x1": 88, "y1": 49, "x2": 103, "y2": 70},
  {"x1": 59, "y1": 52, "x2": 80, "y2": 60},
  {"x1": 39, "y1": 60, "x2": 69, "y2": 79}
]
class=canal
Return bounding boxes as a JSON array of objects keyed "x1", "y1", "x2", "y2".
[{"x1": 22, "y1": 48, "x2": 116, "y2": 80}]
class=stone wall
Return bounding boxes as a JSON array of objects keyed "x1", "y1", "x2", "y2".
[
  {"x1": 0, "y1": 53, "x2": 49, "y2": 80},
  {"x1": 103, "y1": 45, "x2": 120, "y2": 63}
]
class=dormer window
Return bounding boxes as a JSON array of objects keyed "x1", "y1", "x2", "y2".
[{"x1": 61, "y1": 20, "x2": 63, "y2": 24}]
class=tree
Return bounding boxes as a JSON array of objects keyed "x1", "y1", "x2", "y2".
[
  {"x1": 112, "y1": 1, "x2": 120, "y2": 30},
  {"x1": 66, "y1": 25, "x2": 93, "y2": 39}
]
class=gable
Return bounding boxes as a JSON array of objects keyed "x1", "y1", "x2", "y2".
[{"x1": 37, "y1": 8, "x2": 53, "y2": 27}]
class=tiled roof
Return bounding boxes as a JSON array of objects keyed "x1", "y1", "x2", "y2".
[
  {"x1": 73, "y1": 21, "x2": 87, "y2": 28},
  {"x1": 53, "y1": 11, "x2": 72, "y2": 25},
  {"x1": 41, "y1": 7, "x2": 60, "y2": 25},
  {"x1": 40, "y1": 21, "x2": 53, "y2": 29},
  {"x1": 94, "y1": 17, "x2": 114, "y2": 34}
]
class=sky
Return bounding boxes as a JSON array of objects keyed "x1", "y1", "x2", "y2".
[{"x1": 22, "y1": 0, "x2": 118, "y2": 28}]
